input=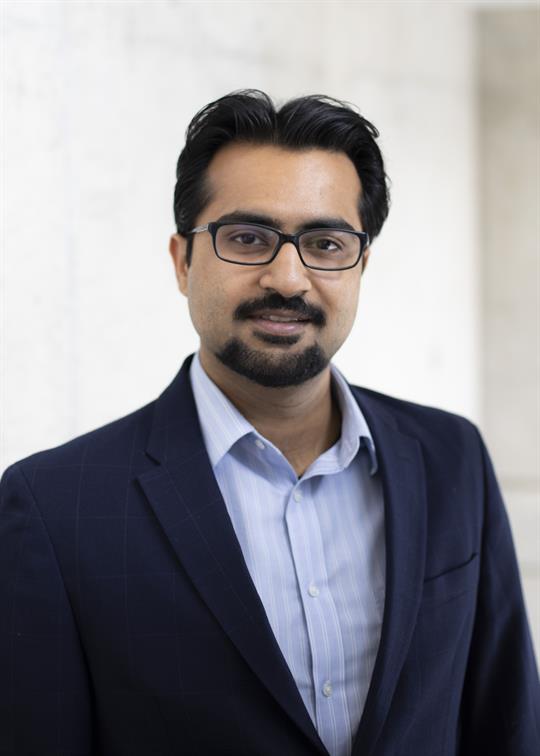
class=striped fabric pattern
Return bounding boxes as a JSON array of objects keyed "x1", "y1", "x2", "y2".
[{"x1": 190, "y1": 354, "x2": 385, "y2": 756}]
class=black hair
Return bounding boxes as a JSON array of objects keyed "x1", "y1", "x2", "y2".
[{"x1": 173, "y1": 89, "x2": 390, "y2": 263}]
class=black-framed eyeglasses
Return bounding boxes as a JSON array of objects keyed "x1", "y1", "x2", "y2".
[{"x1": 187, "y1": 221, "x2": 370, "y2": 271}]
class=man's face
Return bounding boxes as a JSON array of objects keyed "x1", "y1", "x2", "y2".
[{"x1": 170, "y1": 143, "x2": 369, "y2": 388}]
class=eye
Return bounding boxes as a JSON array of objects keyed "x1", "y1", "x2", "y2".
[
  {"x1": 302, "y1": 234, "x2": 344, "y2": 253},
  {"x1": 230, "y1": 232, "x2": 266, "y2": 246},
  {"x1": 220, "y1": 224, "x2": 275, "y2": 248},
  {"x1": 300, "y1": 229, "x2": 358, "y2": 259},
  {"x1": 314, "y1": 237, "x2": 341, "y2": 252}
]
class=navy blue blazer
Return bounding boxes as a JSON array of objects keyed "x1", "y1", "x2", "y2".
[{"x1": 1, "y1": 355, "x2": 539, "y2": 755}]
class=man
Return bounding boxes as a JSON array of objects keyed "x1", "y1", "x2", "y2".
[{"x1": 1, "y1": 90, "x2": 538, "y2": 756}]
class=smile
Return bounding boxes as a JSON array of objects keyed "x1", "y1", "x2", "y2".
[
  {"x1": 262, "y1": 315, "x2": 309, "y2": 323},
  {"x1": 248, "y1": 310, "x2": 311, "y2": 335}
]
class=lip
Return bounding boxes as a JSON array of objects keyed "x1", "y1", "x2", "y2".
[{"x1": 248, "y1": 314, "x2": 311, "y2": 335}]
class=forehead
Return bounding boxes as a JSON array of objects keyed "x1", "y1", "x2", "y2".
[{"x1": 202, "y1": 143, "x2": 363, "y2": 228}]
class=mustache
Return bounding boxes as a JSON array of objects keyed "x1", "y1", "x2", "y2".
[{"x1": 233, "y1": 293, "x2": 326, "y2": 327}]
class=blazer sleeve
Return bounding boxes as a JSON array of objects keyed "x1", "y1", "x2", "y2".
[
  {"x1": 459, "y1": 430, "x2": 540, "y2": 754},
  {"x1": 0, "y1": 463, "x2": 94, "y2": 756}
]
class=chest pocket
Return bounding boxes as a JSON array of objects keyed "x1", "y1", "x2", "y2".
[
  {"x1": 421, "y1": 552, "x2": 479, "y2": 604},
  {"x1": 415, "y1": 552, "x2": 480, "y2": 663}
]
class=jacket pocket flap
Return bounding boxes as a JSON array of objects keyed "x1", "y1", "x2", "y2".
[{"x1": 422, "y1": 552, "x2": 479, "y2": 603}]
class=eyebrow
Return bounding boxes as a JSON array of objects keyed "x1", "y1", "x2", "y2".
[{"x1": 215, "y1": 210, "x2": 357, "y2": 233}]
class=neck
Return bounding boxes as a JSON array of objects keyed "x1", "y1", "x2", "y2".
[{"x1": 199, "y1": 349, "x2": 341, "y2": 477}]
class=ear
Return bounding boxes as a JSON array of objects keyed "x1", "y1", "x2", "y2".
[
  {"x1": 169, "y1": 234, "x2": 189, "y2": 296},
  {"x1": 361, "y1": 247, "x2": 371, "y2": 274}
]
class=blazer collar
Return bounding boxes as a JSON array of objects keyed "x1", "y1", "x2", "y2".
[
  {"x1": 140, "y1": 355, "x2": 328, "y2": 754},
  {"x1": 349, "y1": 387, "x2": 427, "y2": 755},
  {"x1": 141, "y1": 356, "x2": 428, "y2": 755}
]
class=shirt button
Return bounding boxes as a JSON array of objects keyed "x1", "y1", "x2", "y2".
[
  {"x1": 255, "y1": 439, "x2": 265, "y2": 450},
  {"x1": 308, "y1": 584, "x2": 319, "y2": 598},
  {"x1": 293, "y1": 490, "x2": 302, "y2": 502},
  {"x1": 322, "y1": 681, "x2": 333, "y2": 697}
]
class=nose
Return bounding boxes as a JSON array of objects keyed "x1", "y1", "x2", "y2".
[{"x1": 257, "y1": 241, "x2": 312, "y2": 298}]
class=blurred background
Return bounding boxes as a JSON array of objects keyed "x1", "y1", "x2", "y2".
[{"x1": 2, "y1": 0, "x2": 539, "y2": 652}]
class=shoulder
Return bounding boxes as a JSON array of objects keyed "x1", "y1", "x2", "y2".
[
  {"x1": 350, "y1": 384, "x2": 484, "y2": 463},
  {"x1": 2, "y1": 399, "x2": 157, "y2": 485},
  {"x1": 352, "y1": 384, "x2": 477, "y2": 433},
  {"x1": 350, "y1": 387, "x2": 493, "y2": 545}
]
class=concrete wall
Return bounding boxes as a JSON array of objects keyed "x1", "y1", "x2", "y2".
[
  {"x1": 477, "y1": 6, "x2": 540, "y2": 656},
  {"x1": 2, "y1": 2, "x2": 537, "y2": 651},
  {"x1": 2, "y1": 0, "x2": 478, "y2": 460}
]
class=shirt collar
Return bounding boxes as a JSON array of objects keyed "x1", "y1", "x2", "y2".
[
  {"x1": 190, "y1": 352, "x2": 378, "y2": 475},
  {"x1": 331, "y1": 364, "x2": 378, "y2": 475},
  {"x1": 190, "y1": 353, "x2": 253, "y2": 468}
]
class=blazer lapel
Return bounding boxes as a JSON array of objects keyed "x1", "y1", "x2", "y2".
[
  {"x1": 350, "y1": 389, "x2": 428, "y2": 755},
  {"x1": 137, "y1": 356, "x2": 327, "y2": 755}
]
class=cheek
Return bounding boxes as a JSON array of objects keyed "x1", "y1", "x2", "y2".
[
  {"x1": 344, "y1": 288, "x2": 361, "y2": 325},
  {"x1": 186, "y1": 270, "x2": 236, "y2": 338},
  {"x1": 186, "y1": 276, "x2": 213, "y2": 335},
  {"x1": 326, "y1": 280, "x2": 360, "y2": 332}
]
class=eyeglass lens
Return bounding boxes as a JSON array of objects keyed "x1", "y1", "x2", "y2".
[{"x1": 214, "y1": 223, "x2": 362, "y2": 269}]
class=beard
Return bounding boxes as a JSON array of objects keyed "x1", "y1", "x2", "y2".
[
  {"x1": 215, "y1": 337, "x2": 329, "y2": 388},
  {"x1": 214, "y1": 292, "x2": 329, "y2": 387}
]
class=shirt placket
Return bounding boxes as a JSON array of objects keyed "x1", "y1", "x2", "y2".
[{"x1": 285, "y1": 478, "x2": 352, "y2": 756}]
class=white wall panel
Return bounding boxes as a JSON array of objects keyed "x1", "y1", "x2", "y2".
[
  {"x1": 477, "y1": 6, "x2": 540, "y2": 657},
  {"x1": 2, "y1": 0, "x2": 479, "y2": 466}
]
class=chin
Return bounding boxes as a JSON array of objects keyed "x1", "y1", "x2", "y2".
[{"x1": 215, "y1": 338, "x2": 329, "y2": 388}]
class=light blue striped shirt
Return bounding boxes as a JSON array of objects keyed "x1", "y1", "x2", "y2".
[{"x1": 190, "y1": 354, "x2": 385, "y2": 756}]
